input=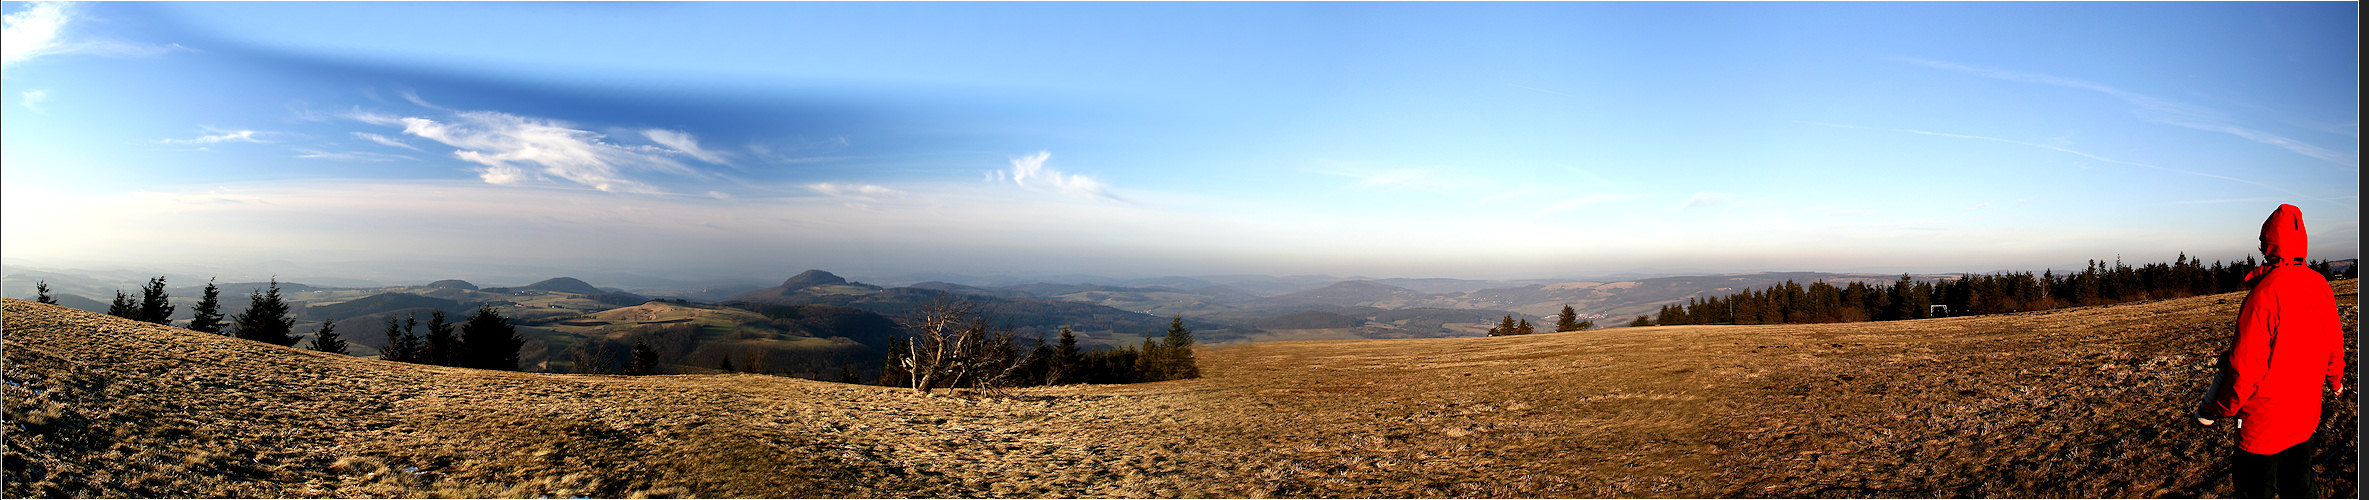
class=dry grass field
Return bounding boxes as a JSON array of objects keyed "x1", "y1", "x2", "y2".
[{"x1": 3, "y1": 280, "x2": 2355, "y2": 498}]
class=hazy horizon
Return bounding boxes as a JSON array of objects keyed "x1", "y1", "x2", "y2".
[{"x1": 4, "y1": 2, "x2": 2358, "y2": 283}]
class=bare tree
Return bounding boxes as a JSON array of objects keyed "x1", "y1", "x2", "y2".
[{"x1": 899, "y1": 299, "x2": 1034, "y2": 394}]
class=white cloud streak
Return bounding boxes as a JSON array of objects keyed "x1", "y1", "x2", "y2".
[
  {"x1": 369, "y1": 109, "x2": 703, "y2": 193},
  {"x1": 1680, "y1": 192, "x2": 1734, "y2": 210},
  {"x1": 644, "y1": 129, "x2": 729, "y2": 165},
  {"x1": 294, "y1": 150, "x2": 416, "y2": 162},
  {"x1": 1315, "y1": 167, "x2": 1451, "y2": 191},
  {"x1": 1805, "y1": 121, "x2": 2335, "y2": 204},
  {"x1": 351, "y1": 132, "x2": 422, "y2": 151},
  {"x1": 805, "y1": 182, "x2": 906, "y2": 202},
  {"x1": 18, "y1": 89, "x2": 46, "y2": 112},
  {"x1": 160, "y1": 129, "x2": 267, "y2": 145},
  {"x1": 1532, "y1": 192, "x2": 1642, "y2": 219},
  {"x1": 1340, "y1": 168, "x2": 1432, "y2": 189},
  {"x1": 989, "y1": 150, "x2": 1118, "y2": 201},
  {"x1": 1904, "y1": 58, "x2": 2357, "y2": 168}
]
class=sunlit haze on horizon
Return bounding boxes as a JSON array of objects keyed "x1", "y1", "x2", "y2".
[{"x1": 2, "y1": 2, "x2": 2358, "y2": 284}]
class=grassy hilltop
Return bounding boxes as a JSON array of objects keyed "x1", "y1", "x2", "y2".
[{"x1": 2, "y1": 280, "x2": 2356, "y2": 498}]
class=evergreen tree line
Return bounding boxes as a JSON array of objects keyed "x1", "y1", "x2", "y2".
[
  {"x1": 59, "y1": 275, "x2": 523, "y2": 371},
  {"x1": 1487, "y1": 305, "x2": 1602, "y2": 336},
  {"x1": 376, "y1": 306, "x2": 527, "y2": 371},
  {"x1": 1647, "y1": 255, "x2": 2353, "y2": 327},
  {"x1": 1486, "y1": 315, "x2": 1535, "y2": 336},
  {"x1": 563, "y1": 322, "x2": 866, "y2": 381},
  {"x1": 96, "y1": 276, "x2": 303, "y2": 346},
  {"x1": 1555, "y1": 304, "x2": 1597, "y2": 333},
  {"x1": 563, "y1": 322, "x2": 703, "y2": 375}
]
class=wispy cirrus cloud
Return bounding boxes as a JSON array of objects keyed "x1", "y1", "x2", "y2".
[
  {"x1": 644, "y1": 129, "x2": 728, "y2": 165},
  {"x1": 18, "y1": 89, "x2": 46, "y2": 113},
  {"x1": 1803, "y1": 121, "x2": 2331, "y2": 203},
  {"x1": 1478, "y1": 183, "x2": 1553, "y2": 205},
  {"x1": 160, "y1": 128, "x2": 268, "y2": 145},
  {"x1": 356, "y1": 105, "x2": 714, "y2": 194},
  {"x1": 1680, "y1": 192, "x2": 1734, "y2": 210},
  {"x1": 989, "y1": 150, "x2": 1118, "y2": 202},
  {"x1": 2153, "y1": 118, "x2": 2357, "y2": 167},
  {"x1": 1316, "y1": 163, "x2": 1502, "y2": 194},
  {"x1": 1903, "y1": 58, "x2": 2356, "y2": 168},
  {"x1": 806, "y1": 182, "x2": 907, "y2": 203},
  {"x1": 1532, "y1": 192, "x2": 1642, "y2": 219},
  {"x1": 294, "y1": 149, "x2": 415, "y2": 162},
  {"x1": 1803, "y1": 205, "x2": 1871, "y2": 217},
  {"x1": 351, "y1": 132, "x2": 421, "y2": 151},
  {"x1": 1329, "y1": 168, "x2": 1434, "y2": 190}
]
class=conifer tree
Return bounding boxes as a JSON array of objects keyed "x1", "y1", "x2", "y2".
[
  {"x1": 187, "y1": 279, "x2": 226, "y2": 334},
  {"x1": 718, "y1": 356, "x2": 736, "y2": 373},
  {"x1": 742, "y1": 350, "x2": 764, "y2": 374},
  {"x1": 626, "y1": 339, "x2": 661, "y2": 375},
  {"x1": 1108, "y1": 345, "x2": 1142, "y2": 384},
  {"x1": 232, "y1": 279, "x2": 300, "y2": 346},
  {"x1": 1887, "y1": 274, "x2": 1919, "y2": 320},
  {"x1": 423, "y1": 310, "x2": 459, "y2": 366},
  {"x1": 1490, "y1": 314, "x2": 1517, "y2": 336},
  {"x1": 136, "y1": 276, "x2": 173, "y2": 325},
  {"x1": 459, "y1": 305, "x2": 522, "y2": 371},
  {"x1": 1556, "y1": 305, "x2": 1582, "y2": 332},
  {"x1": 107, "y1": 290, "x2": 136, "y2": 319},
  {"x1": 1051, "y1": 326, "x2": 1082, "y2": 385},
  {"x1": 980, "y1": 326, "x2": 1021, "y2": 387},
  {"x1": 878, "y1": 336, "x2": 910, "y2": 386},
  {"x1": 379, "y1": 315, "x2": 424, "y2": 362},
  {"x1": 1515, "y1": 318, "x2": 1535, "y2": 335},
  {"x1": 1023, "y1": 336, "x2": 1051, "y2": 386},
  {"x1": 1162, "y1": 316, "x2": 1199, "y2": 380},
  {"x1": 1134, "y1": 338, "x2": 1161, "y2": 382},
  {"x1": 307, "y1": 318, "x2": 349, "y2": 355},
  {"x1": 33, "y1": 281, "x2": 56, "y2": 305}
]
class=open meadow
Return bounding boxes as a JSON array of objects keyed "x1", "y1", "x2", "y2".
[{"x1": 4, "y1": 280, "x2": 2355, "y2": 498}]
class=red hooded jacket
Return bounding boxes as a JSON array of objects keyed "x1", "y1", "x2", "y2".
[{"x1": 2203, "y1": 204, "x2": 2347, "y2": 455}]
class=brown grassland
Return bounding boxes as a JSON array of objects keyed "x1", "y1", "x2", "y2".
[{"x1": 2, "y1": 280, "x2": 2356, "y2": 498}]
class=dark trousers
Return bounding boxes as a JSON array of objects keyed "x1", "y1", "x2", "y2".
[{"x1": 2233, "y1": 437, "x2": 2316, "y2": 498}]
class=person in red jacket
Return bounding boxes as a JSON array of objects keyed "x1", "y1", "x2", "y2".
[{"x1": 2193, "y1": 203, "x2": 2347, "y2": 498}]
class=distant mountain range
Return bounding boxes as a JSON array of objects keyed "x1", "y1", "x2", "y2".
[
  {"x1": 9, "y1": 259, "x2": 2352, "y2": 352},
  {"x1": 841, "y1": 270, "x2": 1979, "y2": 341},
  {"x1": 725, "y1": 270, "x2": 1227, "y2": 345}
]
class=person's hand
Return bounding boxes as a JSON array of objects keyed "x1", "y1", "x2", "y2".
[{"x1": 2192, "y1": 408, "x2": 2218, "y2": 427}]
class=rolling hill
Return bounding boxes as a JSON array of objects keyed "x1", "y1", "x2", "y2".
[
  {"x1": 299, "y1": 293, "x2": 468, "y2": 322},
  {"x1": 727, "y1": 270, "x2": 1231, "y2": 347},
  {"x1": 5, "y1": 280, "x2": 2352, "y2": 497},
  {"x1": 849, "y1": 272, "x2": 1977, "y2": 344},
  {"x1": 424, "y1": 279, "x2": 478, "y2": 290},
  {"x1": 0, "y1": 268, "x2": 2003, "y2": 347},
  {"x1": 530, "y1": 300, "x2": 887, "y2": 376},
  {"x1": 1260, "y1": 280, "x2": 1437, "y2": 308}
]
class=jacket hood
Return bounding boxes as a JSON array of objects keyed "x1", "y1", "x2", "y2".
[{"x1": 2260, "y1": 204, "x2": 2308, "y2": 264}]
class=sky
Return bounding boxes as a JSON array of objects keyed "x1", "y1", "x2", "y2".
[{"x1": 2, "y1": 2, "x2": 2358, "y2": 284}]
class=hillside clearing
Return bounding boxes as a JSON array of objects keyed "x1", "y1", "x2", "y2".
[{"x1": 3, "y1": 280, "x2": 2356, "y2": 497}]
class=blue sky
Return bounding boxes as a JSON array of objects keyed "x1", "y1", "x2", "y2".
[{"x1": 2, "y1": 2, "x2": 2358, "y2": 282}]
